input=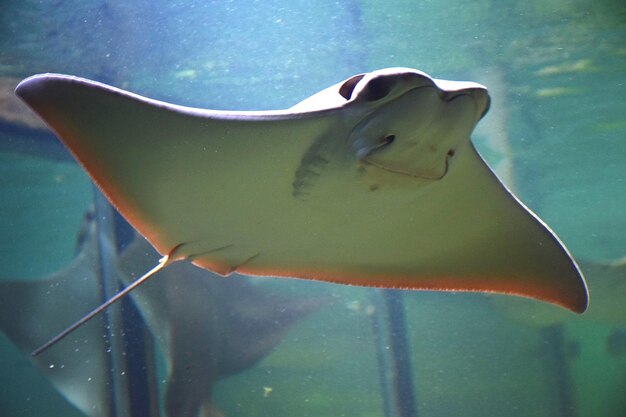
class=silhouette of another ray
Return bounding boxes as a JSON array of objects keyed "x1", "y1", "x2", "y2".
[
  {"x1": 0, "y1": 218, "x2": 118, "y2": 417},
  {"x1": 0, "y1": 215, "x2": 328, "y2": 417},
  {"x1": 117, "y1": 235, "x2": 329, "y2": 417}
]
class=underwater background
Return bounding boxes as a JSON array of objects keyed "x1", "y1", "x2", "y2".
[{"x1": 0, "y1": 0, "x2": 625, "y2": 416}]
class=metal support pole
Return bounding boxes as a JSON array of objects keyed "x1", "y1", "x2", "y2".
[{"x1": 371, "y1": 289, "x2": 418, "y2": 417}]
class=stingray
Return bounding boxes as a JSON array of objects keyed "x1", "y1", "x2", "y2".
[
  {"x1": 0, "y1": 216, "x2": 124, "y2": 417},
  {"x1": 0, "y1": 214, "x2": 326, "y2": 417},
  {"x1": 15, "y1": 67, "x2": 588, "y2": 353}
]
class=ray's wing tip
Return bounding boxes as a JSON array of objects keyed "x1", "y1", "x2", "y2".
[
  {"x1": 561, "y1": 294, "x2": 588, "y2": 314},
  {"x1": 15, "y1": 74, "x2": 60, "y2": 101},
  {"x1": 573, "y1": 297, "x2": 589, "y2": 314},
  {"x1": 15, "y1": 73, "x2": 84, "y2": 100},
  {"x1": 556, "y1": 270, "x2": 588, "y2": 314},
  {"x1": 568, "y1": 259, "x2": 589, "y2": 314},
  {"x1": 14, "y1": 75, "x2": 42, "y2": 100},
  {"x1": 572, "y1": 276, "x2": 589, "y2": 314}
]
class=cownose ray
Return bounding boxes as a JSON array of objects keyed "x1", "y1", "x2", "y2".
[
  {"x1": 15, "y1": 67, "x2": 588, "y2": 354},
  {"x1": 0, "y1": 213, "x2": 327, "y2": 417}
]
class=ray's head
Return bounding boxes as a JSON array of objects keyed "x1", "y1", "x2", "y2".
[{"x1": 342, "y1": 68, "x2": 490, "y2": 179}]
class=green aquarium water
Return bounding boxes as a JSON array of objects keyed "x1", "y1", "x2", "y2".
[{"x1": 0, "y1": 0, "x2": 625, "y2": 416}]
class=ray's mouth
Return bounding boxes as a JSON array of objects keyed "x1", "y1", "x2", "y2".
[{"x1": 361, "y1": 146, "x2": 455, "y2": 180}]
